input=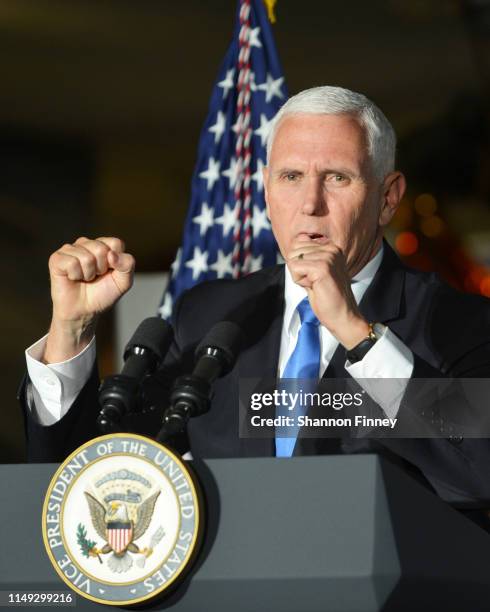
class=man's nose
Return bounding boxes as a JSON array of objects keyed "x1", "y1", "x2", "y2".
[{"x1": 301, "y1": 176, "x2": 326, "y2": 216}]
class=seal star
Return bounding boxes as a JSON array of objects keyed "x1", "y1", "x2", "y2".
[{"x1": 185, "y1": 246, "x2": 209, "y2": 280}]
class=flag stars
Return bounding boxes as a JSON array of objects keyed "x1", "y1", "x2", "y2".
[
  {"x1": 231, "y1": 116, "x2": 243, "y2": 135},
  {"x1": 254, "y1": 114, "x2": 273, "y2": 147},
  {"x1": 252, "y1": 205, "x2": 271, "y2": 237},
  {"x1": 218, "y1": 68, "x2": 235, "y2": 99},
  {"x1": 215, "y1": 202, "x2": 239, "y2": 237},
  {"x1": 170, "y1": 248, "x2": 182, "y2": 277},
  {"x1": 192, "y1": 202, "x2": 215, "y2": 236},
  {"x1": 252, "y1": 159, "x2": 266, "y2": 192},
  {"x1": 257, "y1": 73, "x2": 285, "y2": 103},
  {"x1": 222, "y1": 157, "x2": 243, "y2": 190},
  {"x1": 250, "y1": 254, "x2": 264, "y2": 273},
  {"x1": 163, "y1": 6, "x2": 285, "y2": 310},
  {"x1": 249, "y1": 70, "x2": 257, "y2": 92},
  {"x1": 185, "y1": 247, "x2": 209, "y2": 281},
  {"x1": 199, "y1": 157, "x2": 221, "y2": 190},
  {"x1": 248, "y1": 27, "x2": 262, "y2": 48},
  {"x1": 210, "y1": 249, "x2": 234, "y2": 278},
  {"x1": 158, "y1": 293, "x2": 173, "y2": 319},
  {"x1": 208, "y1": 111, "x2": 226, "y2": 144}
]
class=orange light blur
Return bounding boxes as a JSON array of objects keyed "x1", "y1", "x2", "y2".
[
  {"x1": 414, "y1": 193, "x2": 437, "y2": 217},
  {"x1": 420, "y1": 215, "x2": 444, "y2": 238},
  {"x1": 392, "y1": 198, "x2": 413, "y2": 230},
  {"x1": 480, "y1": 276, "x2": 490, "y2": 298},
  {"x1": 392, "y1": 207, "x2": 412, "y2": 230},
  {"x1": 470, "y1": 266, "x2": 487, "y2": 287},
  {"x1": 395, "y1": 231, "x2": 418, "y2": 256}
]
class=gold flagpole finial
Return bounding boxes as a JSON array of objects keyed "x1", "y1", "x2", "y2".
[{"x1": 263, "y1": 0, "x2": 277, "y2": 23}]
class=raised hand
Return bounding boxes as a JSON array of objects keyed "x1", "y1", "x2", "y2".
[{"x1": 44, "y1": 237, "x2": 135, "y2": 363}]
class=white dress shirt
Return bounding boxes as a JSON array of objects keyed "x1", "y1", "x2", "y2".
[
  {"x1": 26, "y1": 245, "x2": 413, "y2": 425},
  {"x1": 278, "y1": 245, "x2": 414, "y2": 417},
  {"x1": 26, "y1": 334, "x2": 97, "y2": 425}
]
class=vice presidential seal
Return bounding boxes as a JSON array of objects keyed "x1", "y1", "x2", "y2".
[{"x1": 42, "y1": 434, "x2": 202, "y2": 606}]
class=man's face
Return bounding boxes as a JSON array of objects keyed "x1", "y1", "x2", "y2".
[{"x1": 264, "y1": 113, "x2": 396, "y2": 276}]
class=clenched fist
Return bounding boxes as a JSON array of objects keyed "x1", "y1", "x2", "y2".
[
  {"x1": 44, "y1": 237, "x2": 135, "y2": 363},
  {"x1": 286, "y1": 236, "x2": 370, "y2": 350}
]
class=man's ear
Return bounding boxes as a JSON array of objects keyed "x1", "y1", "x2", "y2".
[
  {"x1": 378, "y1": 171, "x2": 406, "y2": 227},
  {"x1": 263, "y1": 165, "x2": 271, "y2": 220}
]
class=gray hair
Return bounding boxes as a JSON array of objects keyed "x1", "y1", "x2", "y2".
[{"x1": 266, "y1": 86, "x2": 396, "y2": 180}]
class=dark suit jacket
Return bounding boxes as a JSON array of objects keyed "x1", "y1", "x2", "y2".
[{"x1": 20, "y1": 243, "x2": 490, "y2": 504}]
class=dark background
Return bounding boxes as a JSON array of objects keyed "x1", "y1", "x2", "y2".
[{"x1": 2, "y1": 0, "x2": 490, "y2": 461}]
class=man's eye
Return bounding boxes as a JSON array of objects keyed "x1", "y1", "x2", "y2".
[
  {"x1": 283, "y1": 173, "x2": 298, "y2": 181},
  {"x1": 326, "y1": 173, "x2": 348, "y2": 185}
]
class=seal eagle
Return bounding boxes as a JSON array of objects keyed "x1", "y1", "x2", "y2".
[{"x1": 84, "y1": 490, "x2": 160, "y2": 573}]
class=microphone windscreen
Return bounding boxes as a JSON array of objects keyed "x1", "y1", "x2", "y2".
[
  {"x1": 124, "y1": 317, "x2": 174, "y2": 360},
  {"x1": 195, "y1": 321, "x2": 244, "y2": 368}
]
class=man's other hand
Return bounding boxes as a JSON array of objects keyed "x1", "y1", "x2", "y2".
[{"x1": 44, "y1": 237, "x2": 135, "y2": 363}]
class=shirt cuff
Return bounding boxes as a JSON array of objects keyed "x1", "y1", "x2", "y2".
[
  {"x1": 25, "y1": 334, "x2": 96, "y2": 425},
  {"x1": 345, "y1": 326, "x2": 414, "y2": 419}
]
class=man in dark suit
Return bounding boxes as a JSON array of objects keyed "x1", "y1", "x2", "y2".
[{"x1": 21, "y1": 86, "x2": 490, "y2": 508}]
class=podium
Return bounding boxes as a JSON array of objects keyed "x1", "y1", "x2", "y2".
[{"x1": 1, "y1": 455, "x2": 489, "y2": 611}]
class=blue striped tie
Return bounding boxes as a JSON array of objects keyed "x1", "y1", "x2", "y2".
[{"x1": 275, "y1": 297, "x2": 320, "y2": 457}]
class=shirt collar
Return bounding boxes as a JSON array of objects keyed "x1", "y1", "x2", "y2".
[{"x1": 283, "y1": 244, "x2": 384, "y2": 334}]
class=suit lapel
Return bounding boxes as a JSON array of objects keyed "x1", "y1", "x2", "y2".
[
  {"x1": 236, "y1": 266, "x2": 285, "y2": 457},
  {"x1": 357, "y1": 241, "x2": 405, "y2": 325},
  {"x1": 236, "y1": 266, "x2": 285, "y2": 379}
]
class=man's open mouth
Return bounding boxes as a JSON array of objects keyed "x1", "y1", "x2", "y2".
[{"x1": 299, "y1": 232, "x2": 329, "y2": 244}]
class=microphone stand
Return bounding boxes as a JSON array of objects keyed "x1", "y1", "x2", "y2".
[
  {"x1": 96, "y1": 317, "x2": 174, "y2": 434},
  {"x1": 157, "y1": 373, "x2": 213, "y2": 443},
  {"x1": 97, "y1": 346, "x2": 157, "y2": 433},
  {"x1": 157, "y1": 342, "x2": 232, "y2": 442},
  {"x1": 157, "y1": 321, "x2": 243, "y2": 442}
]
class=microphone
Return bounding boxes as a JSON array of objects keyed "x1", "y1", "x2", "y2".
[
  {"x1": 158, "y1": 321, "x2": 243, "y2": 440},
  {"x1": 97, "y1": 317, "x2": 174, "y2": 433}
]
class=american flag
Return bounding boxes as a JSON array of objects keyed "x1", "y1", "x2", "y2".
[{"x1": 158, "y1": 0, "x2": 287, "y2": 319}]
